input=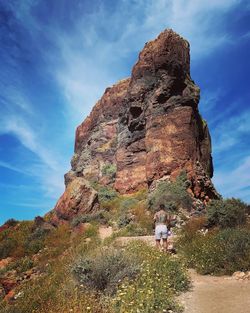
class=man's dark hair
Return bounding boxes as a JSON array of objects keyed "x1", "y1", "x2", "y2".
[{"x1": 159, "y1": 204, "x2": 165, "y2": 210}]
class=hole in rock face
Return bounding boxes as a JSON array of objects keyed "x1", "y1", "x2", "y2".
[
  {"x1": 130, "y1": 106, "x2": 143, "y2": 118},
  {"x1": 128, "y1": 120, "x2": 145, "y2": 132},
  {"x1": 171, "y1": 80, "x2": 186, "y2": 96},
  {"x1": 157, "y1": 93, "x2": 168, "y2": 104}
]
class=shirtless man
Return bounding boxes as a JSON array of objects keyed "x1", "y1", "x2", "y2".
[{"x1": 154, "y1": 204, "x2": 170, "y2": 252}]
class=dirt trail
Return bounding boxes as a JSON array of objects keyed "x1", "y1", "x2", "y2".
[
  {"x1": 98, "y1": 226, "x2": 113, "y2": 240},
  {"x1": 179, "y1": 269, "x2": 250, "y2": 313}
]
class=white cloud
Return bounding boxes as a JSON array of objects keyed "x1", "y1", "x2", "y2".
[
  {"x1": 213, "y1": 155, "x2": 250, "y2": 202},
  {"x1": 0, "y1": 161, "x2": 30, "y2": 176},
  {"x1": 0, "y1": 114, "x2": 67, "y2": 199},
  {"x1": 213, "y1": 110, "x2": 250, "y2": 154}
]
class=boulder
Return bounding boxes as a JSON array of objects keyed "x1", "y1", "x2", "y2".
[{"x1": 51, "y1": 178, "x2": 99, "y2": 225}]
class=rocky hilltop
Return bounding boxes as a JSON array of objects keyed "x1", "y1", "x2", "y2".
[{"x1": 51, "y1": 29, "x2": 218, "y2": 224}]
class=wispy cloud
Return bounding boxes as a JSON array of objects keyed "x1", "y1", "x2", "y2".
[
  {"x1": 213, "y1": 110, "x2": 250, "y2": 154},
  {"x1": 214, "y1": 155, "x2": 250, "y2": 202},
  {"x1": 48, "y1": 0, "x2": 242, "y2": 126},
  {"x1": 0, "y1": 161, "x2": 30, "y2": 176}
]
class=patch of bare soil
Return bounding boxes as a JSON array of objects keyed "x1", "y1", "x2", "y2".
[
  {"x1": 98, "y1": 226, "x2": 113, "y2": 240},
  {"x1": 179, "y1": 269, "x2": 250, "y2": 313}
]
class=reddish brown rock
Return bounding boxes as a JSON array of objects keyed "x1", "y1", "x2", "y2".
[
  {"x1": 0, "y1": 258, "x2": 13, "y2": 270},
  {"x1": 0, "y1": 277, "x2": 17, "y2": 294},
  {"x1": 51, "y1": 177, "x2": 99, "y2": 224},
  {"x1": 52, "y1": 29, "x2": 219, "y2": 223},
  {"x1": 4, "y1": 289, "x2": 15, "y2": 302}
]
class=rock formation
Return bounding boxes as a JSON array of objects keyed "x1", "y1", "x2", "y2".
[{"x1": 51, "y1": 29, "x2": 218, "y2": 224}]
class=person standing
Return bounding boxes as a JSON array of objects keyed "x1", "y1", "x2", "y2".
[
  {"x1": 154, "y1": 204, "x2": 170, "y2": 252},
  {"x1": 154, "y1": 204, "x2": 170, "y2": 251}
]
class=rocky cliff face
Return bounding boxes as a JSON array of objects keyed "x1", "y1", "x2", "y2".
[{"x1": 51, "y1": 29, "x2": 218, "y2": 224}]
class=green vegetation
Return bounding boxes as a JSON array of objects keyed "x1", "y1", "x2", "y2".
[
  {"x1": 73, "y1": 247, "x2": 140, "y2": 295},
  {"x1": 1, "y1": 173, "x2": 249, "y2": 312},
  {"x1": 177, "y1": 217, "x2": 250, "y2": 275},
  {"x1": 111, "y1": 241, "x2": 189, "y2": 313},
  {"x1": 0, "y1": 256, "x2": 34, "y2": 275},
  {"x1": 97, "y1": 185, "x2": 119, "y2": 204},
  {"x1": 71, "y1": 210, "x2": 109, "y2": 227},
  {"x1": 148, "y1": 171, "x2": 193, "y2": 212},
  {"x1": 207, "y1": 198, "x2": 247, "y2": 228},
  {"x1": 89, "y1": 184, "x2": 152, "y2": 236},
  {"x1": 101, "y1": 163, "x2": 117, "y2": 179},
  {"x1": 0, "y1": 224, "x2": 189, "y2": 313},
  {"x1": 0, "y1": 221, "x2": 44, "y2": 259}
]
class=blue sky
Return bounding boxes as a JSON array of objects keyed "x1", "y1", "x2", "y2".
[{"x1": 0, "y1": 0, "x2": 250, "y2": 224}]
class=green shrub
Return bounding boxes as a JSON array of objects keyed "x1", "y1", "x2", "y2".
[
  {"x1": 101, "y1": 163, "x2": 117, "y2": 178},
  {"x1": 6, "y1": 256, "x2": 34, "y2": 274},
  {"x1": 207, "y1": 198, "x2": 247, "y2": 228},
  {"x1": 84, "y1": 224, "x2": 99, "y2": 238},
  {"x1": 117, "y1": 214, "x2": 133, "y2": 228},
  {"x1": 0, "y1": 238, "x2": 17, "y2": 259},
  {"x1": 5, "y1": 219, "x2": 18, "y2": 227},
  {"x1": 71, "y1": 210, "x2": 109, "y2": 227},
  {"x1": 98, "y1": 186, "x2": 118, "y2": 204},
  {"x1": 73, "y1": 247, "x2": 140, "y2": 295},
  {"x1": 148, "y1": 171, "x2": 192, "y2": 212},
  {"x1": 177, "y1": 226, "x2": 250, "y2": 275},
  {"x1": 119, "y1": 198, "x2": 139, "y2": 210},
  {"x1": 116, "y1": 223, "x2": 148, "y2": 236},
  {"x1": 24, "y1": 239, "x2": 44, "y2": 255}
]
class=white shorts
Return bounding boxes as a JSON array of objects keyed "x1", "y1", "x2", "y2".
[{"x1": 155, "y1": 224, "x2": 168, "y2": 240}]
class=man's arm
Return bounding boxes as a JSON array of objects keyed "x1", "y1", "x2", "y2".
[{"x1": 153, "y1": 213, "x2": 157, "y2": 221}]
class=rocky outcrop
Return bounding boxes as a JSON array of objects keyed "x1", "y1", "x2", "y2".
[
  {"x1": 51, "y1": 29, "x2": 218, "y2": 223},
  {"x1": 50, "y1": 178, "x2": 99, "y2": 225}
]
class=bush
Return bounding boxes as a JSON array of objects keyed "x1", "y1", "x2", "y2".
[
  {"x1": 177, "y1": 225, "x2": 250, "y2": 275},
  {"x1": 207, "y1": 198, "x2": 247, "y2": 228},
  {"x1": 117, "y1": 214, "x2": 133, "y2": 228},
  {"x1": 98, "y1": 186, "x2": 118, "y2": 204},
  {"x1": 101, "y1": 163, "x2": 117, "y2": 178},
  {"x1": 5, "y1": 256, "x2": 34, "y2": 274},
  {"x1": 148, "y1": 171, "x2": 192, "y2": 212},
  {"x1": 73, "y1": 247, "x2": 140, "y2": 295},
  {"x1": 24, "y1": 239, "x2": 44, "y2": 255},
  {"x1": 71, "y1": 210, "x2": 109, "y2": 227},
  {"x1": 5, "y1": 219, "x2": 18, "y2": 227},
  {"x1": 0, "y1": 221, "x2": 35, "y2": 258},
  {"x1": 84, "y1": 224, "x2": 99, "y2": 238},
  {"x1": 0, "y1": 238, "x2": 17, "y2": 259},
  {"x1": 116, "y1": 223, "x2": 148, "y2": 236},
  {"x1": 112, "y1": 241, "x2": 189, "y2": 313}
]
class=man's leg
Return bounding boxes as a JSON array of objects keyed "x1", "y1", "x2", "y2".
[
  {"x1": 155, "y1": 239, "x2": 161, "y2": 250},
  {"x1": 162, "y1": 238, "x2": 168, "y2": 252}
]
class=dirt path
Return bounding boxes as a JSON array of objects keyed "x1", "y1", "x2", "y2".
[
  {"x1": 179, "y1": 269, "x2": 250, "y2": 313},
  {"x1": 98, "y1": 226, "x2": 113, "y2": 240}
]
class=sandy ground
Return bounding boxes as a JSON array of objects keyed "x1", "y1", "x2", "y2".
[
  {"x1": 179, "y1": 269, "x2": 250, "y2": 313},
  {"x1": 98, "y1": 226, "x2": 113, "y2": 240}
]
